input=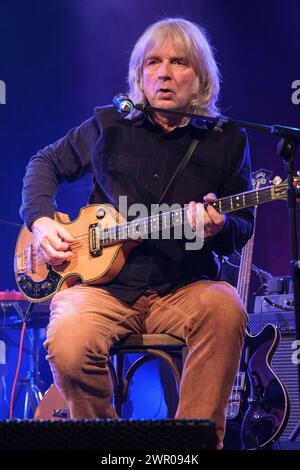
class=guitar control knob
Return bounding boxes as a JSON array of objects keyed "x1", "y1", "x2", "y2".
[
  {"x1": 272, "y1": 176, "x2": 282, "y2": 186},
  {"x1": 96, "y1": 208, "x2": 106, "y2": 220}
]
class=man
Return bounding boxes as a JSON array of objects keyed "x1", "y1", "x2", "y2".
[{"x1": 20, "y1": 18, "x2": 253, "y2": 449}]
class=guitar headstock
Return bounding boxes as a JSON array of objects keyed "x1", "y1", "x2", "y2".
[
  {"x1": 251, "y1": 169, "x2": 273, "y2": 190},
  {"x1": 273, "y1": 170, "x2": 300, "y2": 201}
]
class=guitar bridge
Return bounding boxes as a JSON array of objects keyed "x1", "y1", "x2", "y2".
[
  {"x1": 226, "y1": 372, "x2": 246, "y2": 420},
  {"x1": 89, "y1": 223, "x2": 103, "y2": 257},
  {"x1": 14, "y1": 244, "x2": 36, "y2": 274}
]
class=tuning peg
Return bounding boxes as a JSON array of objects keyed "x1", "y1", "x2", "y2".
[{"x1": 271, "y1": 176, "x2": 282, "y2": 186}]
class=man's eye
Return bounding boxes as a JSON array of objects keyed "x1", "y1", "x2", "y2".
[{"x1": 174, "y1": 59, "x2": 185, "y2": 65}]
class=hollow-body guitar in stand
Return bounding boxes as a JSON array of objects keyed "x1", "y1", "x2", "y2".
[{"x1": 224, "y1": 169, "x2": 290, "y2": 450}]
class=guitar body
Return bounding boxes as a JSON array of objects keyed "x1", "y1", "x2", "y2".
[
  {"x1": 34, "y1": 383, "x2": 68, "y2": 420},
  {"x1": 15, "y1": 204, "x2": 139, "y2": 302},
  {"x1": 224, "y1": 324, "x2": 290, "y2": 450}
]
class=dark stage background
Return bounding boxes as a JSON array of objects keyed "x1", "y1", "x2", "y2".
[{"x1": 0, "y1": 0, "x2": 299, "y2": 423}]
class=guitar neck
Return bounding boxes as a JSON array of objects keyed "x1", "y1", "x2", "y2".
[
  {"x1": 236, "y1": 168, "x2": 276, "y2": 306},
  {"x1": 209, "y1": 185, "x2": 275, "y2": 215},
  {"x1": 101, "y1": 184, "x2": 277, "y2": 245},
  {"x1": 236, "y1": 208, "x2": 258, "y2": 306}
]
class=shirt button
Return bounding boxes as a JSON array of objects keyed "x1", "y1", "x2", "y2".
[{"x1": 153, "y1": 173, "x2": 159, "y2": 180}]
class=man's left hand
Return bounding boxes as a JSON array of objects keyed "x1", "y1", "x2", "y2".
[{"x1": 188, "y1": 193, "x2": 226, "y2": 238}]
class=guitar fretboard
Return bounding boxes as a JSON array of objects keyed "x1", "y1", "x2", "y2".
[{"x1": 99, "y1": 183, "x2": 283, "y2": 245}]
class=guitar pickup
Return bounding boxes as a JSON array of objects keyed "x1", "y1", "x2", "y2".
[{"x1": 89, "y1": 223, "x2": 103, "y2": 257}]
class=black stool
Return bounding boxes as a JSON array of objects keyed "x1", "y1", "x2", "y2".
[{"x1": 108, "y1": 334, "x2": 187, "y2": 416}]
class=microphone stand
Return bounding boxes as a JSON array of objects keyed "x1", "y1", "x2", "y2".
[
  {"x1": 135, "y1": 102, "x2": 300, "y2": 138},
  {"x1": 135, "y1": 102, "x2": 300, "y2": 441}
]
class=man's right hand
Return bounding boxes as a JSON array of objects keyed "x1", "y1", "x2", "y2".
[{"x1": 32, "y1": 217, "x2": 75, "y2": 266}]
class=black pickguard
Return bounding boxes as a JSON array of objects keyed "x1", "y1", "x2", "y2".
[{"x1": 16, "y1": 268, "x2": 61, "y2": 300}]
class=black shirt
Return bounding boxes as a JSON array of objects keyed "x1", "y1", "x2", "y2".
[{"x1": 20, "y1": 106, "x2": 254, "y2": 303}]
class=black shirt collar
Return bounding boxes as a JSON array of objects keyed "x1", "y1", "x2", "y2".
[{"x1": 132, "y1": 111, "x2": 222, "y2": 132}]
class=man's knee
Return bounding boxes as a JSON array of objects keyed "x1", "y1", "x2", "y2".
[
  {"x1": 191, "y1": 281, "x2": 247, "y2": 333},
  {"x1": 44, "y1": 315, "x2": 110, "y2": 378}
]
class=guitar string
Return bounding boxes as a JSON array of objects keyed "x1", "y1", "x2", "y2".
[
  {"x1": 17, "y1": 184, "x2": 282, "y2": 259},
  {"x1": 19, "y1": 239, "x2": 139, "y2": 269},
  {"x1": 16, "y1": 184, "x2": 282, "y2": 261},
  {"x1": 18, "y1": 190, "x2": 277, "y2": 258},
  {"x1": 24, "y1": 192, "x2": 269, "y2": 267},
  {"x1": 18, "y1": 219, "x2": 274, "y2": 269},
  {"x1": 16, "y1": 189, "x2": 281, "y2": 270},
  {"x1": 17, "y1": 209, "x2": 187, "y2": 265}
]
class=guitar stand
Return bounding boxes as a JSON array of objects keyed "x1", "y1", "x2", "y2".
[{"x1": 15, "y1": 378, "x2": 42, "y2": 419}]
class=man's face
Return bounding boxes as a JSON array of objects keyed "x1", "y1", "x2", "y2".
[{"x1": 141, "y1": 38, "x2": 199, "y2": 112}]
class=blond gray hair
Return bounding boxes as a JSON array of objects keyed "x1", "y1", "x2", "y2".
[{"x1": 127, "y1": 18, "x2": 221, "y2": 118}]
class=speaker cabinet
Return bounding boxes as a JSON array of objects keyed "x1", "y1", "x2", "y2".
[{"x1": 0, "y1": 419, "x2": 216, "y2": 451}]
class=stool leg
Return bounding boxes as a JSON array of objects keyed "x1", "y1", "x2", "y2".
[
  {"x1": 181, "y1": 346, "x2": 188, "y2": 367},
  {"x1": 115, "y1": 352, "x2": 125, "y2": 417}
]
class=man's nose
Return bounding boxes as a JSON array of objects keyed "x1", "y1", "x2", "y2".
[{"x1": 157, "y1": 61, "x2": 172, "y2": 80}]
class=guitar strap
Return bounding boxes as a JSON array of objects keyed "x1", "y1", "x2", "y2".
[{"x1": 152, "y1": 138, "x2": 199, "y2": 215}]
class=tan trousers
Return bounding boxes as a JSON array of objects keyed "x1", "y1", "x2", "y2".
[{"x1": 44, "y1": 280, "x2": 247, "y2": 445}]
